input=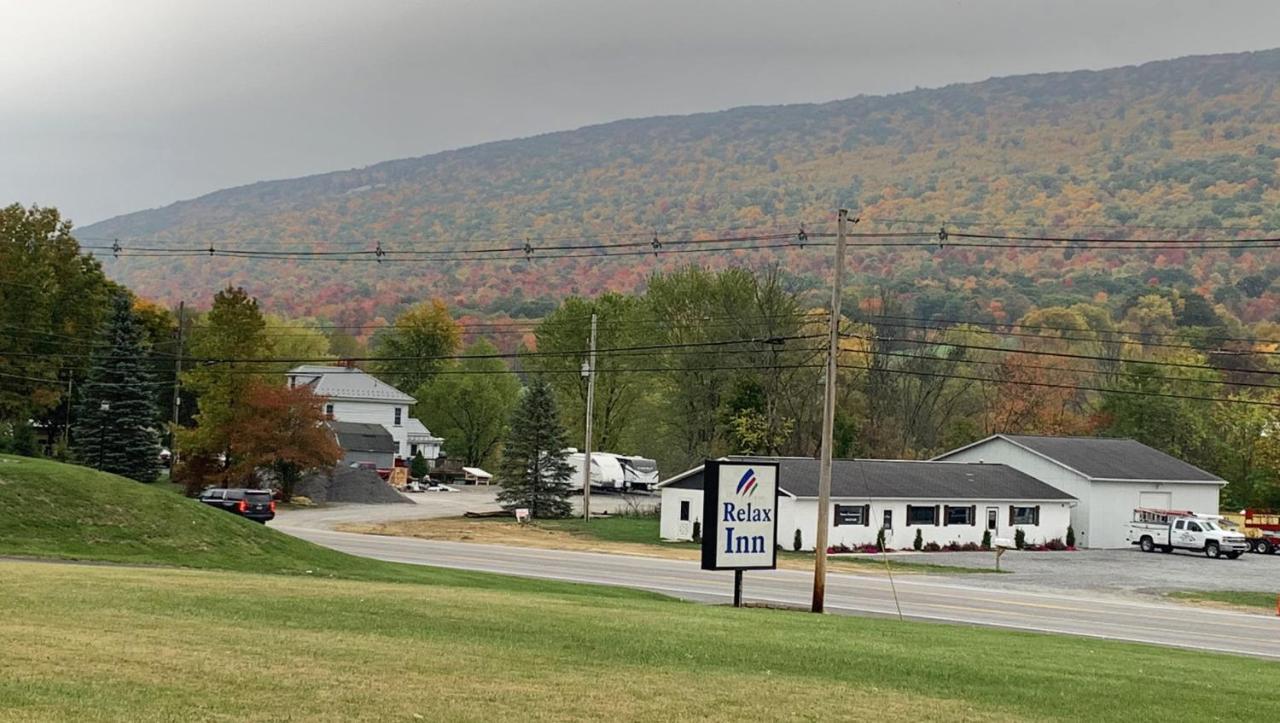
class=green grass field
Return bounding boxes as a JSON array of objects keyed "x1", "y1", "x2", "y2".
[
  {"x1": 1168, "y1": 590, "x2": 1279, "y2": 611},
  {"x1": 3, "y1": 454, "x2": 1279, "y2": 721}
]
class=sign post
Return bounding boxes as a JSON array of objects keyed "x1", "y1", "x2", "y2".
[{"x1": 701, "y1": 460, "x2": 780, "y2": 608}]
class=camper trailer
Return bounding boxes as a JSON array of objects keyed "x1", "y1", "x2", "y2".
[{"x1": 563, "y1": 450, "x2": 658, "y2": 492}]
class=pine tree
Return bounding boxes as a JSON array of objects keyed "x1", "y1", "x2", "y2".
[
  {"x1": 496, "y1": 378, "x2": 573, "y2": 518},
  {"x1": 73, "y1": 293, "x2": 161, "y2": 482}
]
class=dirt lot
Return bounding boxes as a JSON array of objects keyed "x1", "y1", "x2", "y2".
[{"x1": 336, "y1": 517, "x2": 981, "y2": 576}]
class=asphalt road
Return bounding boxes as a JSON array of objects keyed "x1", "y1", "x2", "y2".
[{"x1": 276, "y1": 525, "x2": 1280, "y2": 660}]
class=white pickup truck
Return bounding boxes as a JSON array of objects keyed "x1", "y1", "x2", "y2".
[{"x1": 1126, "y1": 508, "x2": 1250, "y2": 559}]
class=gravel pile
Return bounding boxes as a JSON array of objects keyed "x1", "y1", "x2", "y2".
[{"x1": 295, "y1": 466, "x2": 411, "y2": 505}]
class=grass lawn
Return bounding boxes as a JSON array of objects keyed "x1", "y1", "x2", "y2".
[
  {"x1": 6, "y1": 454, "x2": 1278, "y2": 720},
  {"x1": 1168, "y1": 590, "x2": 1278, "y2": 612},
  {"x1": 0, "y1": 454, "x2": 645, "y2": 599},
  {"x1": 4, "y1": 561, "x2": 1280, "y2": 722},
  {"x1": 347, "y1": 513, "x2": 1000, "y2": 574}
]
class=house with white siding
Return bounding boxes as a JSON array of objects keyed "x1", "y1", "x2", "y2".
[
  {"x1": 657, "y1": 456, "x2": 1075, "y2": 551},
  {"x1": 288, "y1": 365, "x2": 443, "y2": 463},
  {"x1": 935, "y1": 435, "x2": 1225, "y2": 548}
]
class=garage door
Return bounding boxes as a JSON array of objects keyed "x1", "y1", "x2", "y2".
[{"x1": 1139, "y1": 491, "x2": 1172, "y2": 510}]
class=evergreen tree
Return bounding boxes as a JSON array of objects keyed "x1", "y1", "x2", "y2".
[
  {"x1": 73, "y1": 293, "x2": 161, "y2": 482},
  {"x1": 496, "y1": 378, "x2": 573, "y2": 518}
]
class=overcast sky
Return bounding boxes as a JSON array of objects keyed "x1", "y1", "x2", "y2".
[{"x1": 3, "y1": 0, "x2": 1279, "y2": 225}]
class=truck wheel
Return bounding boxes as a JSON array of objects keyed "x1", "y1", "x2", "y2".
[
  {"x1": 1139, "y1": 536, "x2": 1155, "y2": 553},
  {"x1": 1259, "y1": 539, "x2": 1274, "y2": 555},
  {"x1": 1204, "y1": 542, "x2": 1220, "y2": 559}
]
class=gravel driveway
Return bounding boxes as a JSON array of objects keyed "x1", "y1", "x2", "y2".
[
  {"x1": 272, "y1": 486, "x2": 658, "y2": 531},
  {"x1": 875, "y1": 547, "x2": 1280, "y2": 594}
]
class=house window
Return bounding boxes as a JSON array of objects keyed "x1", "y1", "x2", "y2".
[
  {"x1": 1010, "y1": 506, "x2": 1040, "y2": 526},
  {"x1": 679, "y1": 500, "x2": 690, "y2": 522},
  {"x1": 882, "y1": 509, "x2": 893, "y2": 530},
  {"x1": 986, "y1": 507, "x2": 998, "y2": 530},
  {"x1": 906, "y1": 505, "x2": 938, "y2": 526},
  {"x1": 945, "y1": 505, "x2": 975, "y2": 526},
  {"x1": 324, "y1": 404, "x2": 334, "y2": 419},
  {"x1": 394, "y1": 407, "x2": 402, "y2": 426}
]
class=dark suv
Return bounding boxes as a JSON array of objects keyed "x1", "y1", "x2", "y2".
[{"x1": 198, "y1": 488, "x2": 276, "y2": 523}]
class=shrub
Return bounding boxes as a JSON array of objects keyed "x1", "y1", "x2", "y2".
[
  {"x1": 923, "y1": 541, "x2": 942, "y2": 552},
  {"x1": 793, "y1": 528, "x2": 803, "y2": 552},
  {"x1": 691, "y1": 520, "x2": 701, "y2": 543},
  {"x1": 1066, "y1": 525, "x2": 1076, "y2": 548},
  {"x1": 1014, "y1": 528, "x2": 1026, "y2": 550},
  {"x1": 944, "y1": 541, "x2": 962, "y2": 552},
  {"x1": 960, "y1": 542, "x2": 981, "y2": 552},
  {"x1": 980, "y1": 529, "x2": 991, "y2": 549},
  {"x1": 290, "y1": 495, "x2": 315, "y2": 507},
  {"x1": 1045, "y1": 537, "x2": 1068, "y2": 551},
  {"x1": 875, "y1": 526, "x2": 886, "y2": 552},
  {"x1": 913, "y1": 529, "x2": 924, "y2": 551}
]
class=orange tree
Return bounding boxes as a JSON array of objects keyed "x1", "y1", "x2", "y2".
[{"x1": 223, "y1": 381, "x2": 341, "y2": 500}]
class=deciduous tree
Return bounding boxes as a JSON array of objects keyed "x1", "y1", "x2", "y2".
[
  {"x1": 416, "y1": 340, "x2": 519, "y2": 468},
  {"x1": 372, "y1": 300, "x2": 461, "y2": 392},
  {"x1": 223, "y1": 381, "x2": 341, "y2": 500}
]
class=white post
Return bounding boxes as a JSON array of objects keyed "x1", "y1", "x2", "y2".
[{"x1": 581, "y1": 313, "x2": 597, "y2": 521}]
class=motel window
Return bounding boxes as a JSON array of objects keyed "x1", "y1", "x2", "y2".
[
  {"x1": 1010, "y1": 506, "x2": 1040, "y2": 526},
  {"x1": 679, "y1": 500, "x2": 690, "y2": 522},
  {"x1": 906, "y1": 505, "x2": 938, "y2": 526},
  {"x1": 882, "y1": 509, "x2": 893, "y2": 530},
  {"x1": 394, "y1": 407, "x2": 403, "y2": 426},
  {"x1": 325, "y1": 403, "x2": 334, "y2": 419},
  {"x1": 945, "y1": 505, "x2": 975, "y2": 526}
]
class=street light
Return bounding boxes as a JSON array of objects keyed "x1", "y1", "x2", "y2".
[{"x1": 98, "y1": 401, "x2": 109, "y2": 470}]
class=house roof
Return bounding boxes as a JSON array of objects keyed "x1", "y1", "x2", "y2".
[
  {"x1": 462, "y1": 467, "x2": 492, "y2": 479},
  {"x1": 327, "y1": 421, "x2": 397, "y2": 455},
  {"x1": 404, "y1": 418, "x2": 442, "y2": 441},
  {"x1": 938, "y1": 434, "x2": 1223, "y2": 482},
  {"x1": 289, "y1": 365, "x2": 415, "y2": 404},
  {"x1": 658, "y1": 457, "x2": 1074, "y2": 501}
]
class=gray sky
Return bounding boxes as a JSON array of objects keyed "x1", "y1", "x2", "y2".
[{"x1": 3, "y1": 0, "x2": 1279, "y2": 226}]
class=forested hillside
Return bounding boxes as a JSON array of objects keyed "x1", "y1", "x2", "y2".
[{"x1": 82, "y1": 49, "x2": 1280, "y2": 330}]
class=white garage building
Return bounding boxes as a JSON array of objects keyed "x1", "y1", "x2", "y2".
[
  {"x1": 935, "y1": 435, "x2": 1226, "y2": 549},
  {"x1": 657, "y1": 456, "x2": 1075, "y2": 551}
]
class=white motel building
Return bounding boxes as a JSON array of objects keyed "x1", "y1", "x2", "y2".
[
  {"x1": 657, "y1": 436, "x2": 1227, "y2": 550},
  {"x1": 658, "y1": 456, "x2": 1075, "y2": 551}
]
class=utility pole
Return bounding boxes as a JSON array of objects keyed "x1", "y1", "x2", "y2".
[
  {"x1": 62, "y1": 372, "x2": 73, "y2": 451},
  {"x1": 812, "y1": 208, "x2": 851, "y2": 613},
  {"x1": 581, "y1": 313, "x2": 597, "y2": 521},
  {"x1": 170, "y1": 301, "x2": 185, "y2": 469}
]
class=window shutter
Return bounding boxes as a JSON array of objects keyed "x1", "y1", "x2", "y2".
[
  {"x1": 905, "y1": 505, "x2": 913, "y2": 526},
  {"x1": 863, "y1": 504, "x2": 871, "y2": 526},
  {"x1": 970, "y1": 505, "x2": 977, "y2": 526},
  {"x1": 1009, "y1": 506, "x2": 1015, "y2": 526},
  {"x1": 1034, "y1": 505, "x2": 1041, "y2": 526},
  {"x1": 935, "y1": 505, "x2": 940, "y2": 526},
  {"x1": 943, "y1": 506, "x2": 949, "y2": 527}
]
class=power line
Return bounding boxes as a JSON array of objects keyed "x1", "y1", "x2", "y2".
[
  {"x1": 856, "y1": 312, "x2": 1280, "y2": 347},
  {"x1": 838, "y1": 363, "x2": 1280, "y2": 408},
  {"x1": 189, "y1": 334, "x2": 824, "y2": 366},
  {"x1": 840, "y1": 333, "x2": 1280, "y2": 378},
  {"x1": 857, "y1": 347, "x2": 1280, "y2": 393},
  {"x1": 848, "y1": 316, "x2": 1280, "y2": 356}
]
